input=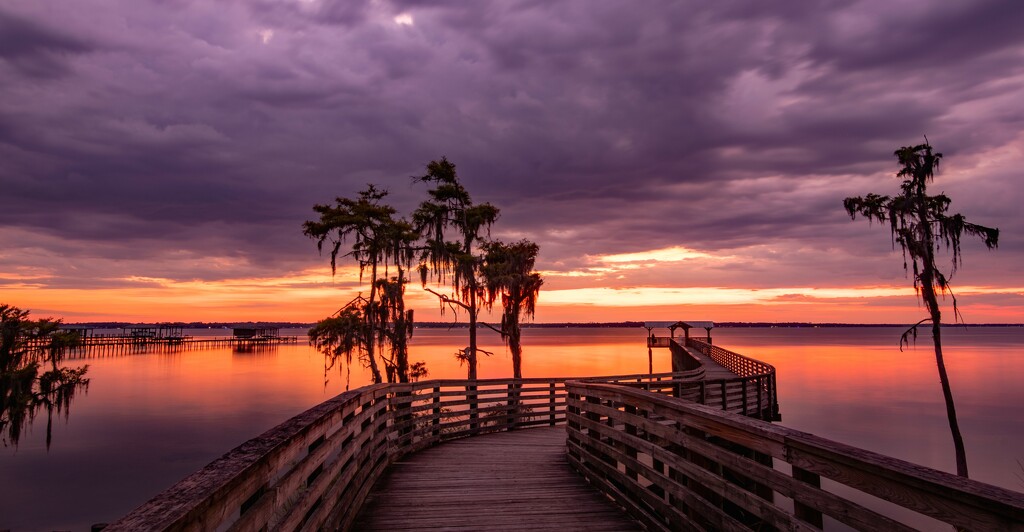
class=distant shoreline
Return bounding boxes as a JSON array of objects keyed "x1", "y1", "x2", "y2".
[{"x1": 65, "y1": 320, "x2": 1024, "y2": 329}]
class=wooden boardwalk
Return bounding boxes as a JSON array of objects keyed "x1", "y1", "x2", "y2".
[
  {"x1": 682, "y1": 345, "x2": 737, "y2": 379},
  {"x1": 353, "y1": 427, "x2": 641, "y2": 531},
  {"x1": 109, "y1": 340, "x2": 1024, "y2": 531}
]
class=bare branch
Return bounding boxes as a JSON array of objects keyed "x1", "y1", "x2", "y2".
[
  {"x1": 479, "y1": 321, "x2": 507, "y2": 337},
  {"x1": 899, "y1": 316, "x2": 932, "y2": 352},
  {"x1": 423, "y1": 287, "x2": 472, "y2": 311}
]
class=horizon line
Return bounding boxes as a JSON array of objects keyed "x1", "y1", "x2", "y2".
[{"x1": 62, "y1": 320, "x2": 1024, "y2": 328}]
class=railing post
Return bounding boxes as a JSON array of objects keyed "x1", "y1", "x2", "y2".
[
  {"x1": 585, "y1": 394, "x2": 600, "y2": 424},
  {"x1": 756, "y1": 376, "x2": 764, "y2": 419},
  {"x1": 506, "y1": 383, "x2": 516, "y2": 431},
  {"x1": 549, "y1": 382, "x2": 556, "y2": 426},
  {"x1": 397, "y1": 387, "x2": 412, "y2": 445},
  {"x1": 699, "y1": 380, "x2": 706, "y2": 405},
  {"x1": 467, "y1": 383, "x2": 478, "y2": 432},
  {"x1": 741, "y1": 377, "x2": 748, "y2": 415},
  {"x1": 624, "y1": 404, "x2": 639, "y2": 483},
  {"x1": 771, "y1": 374, "x2": 779, "y2": 419},
  {"x1": 432, "y1": 385, "x2": 440, "y2": 439},
  {"x1": 793, "y1": 466, "x2": 824, "y2": 528},
  {"x1": 720, "y1": 381, "x2": 727, "y2": 410},
  {"x1": 651, "y1": 451, "x2": 666, "y2": 499},
  {"x1": 566, "y1": 388, "x2": 580, "y2": 432},
  {"x1": 584, "y1": 394, "x2": 615, "y2": 468}
]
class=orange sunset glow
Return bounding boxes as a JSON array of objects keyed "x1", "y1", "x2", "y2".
[
  {"x1": 4, "y1": 3, "x2": 1024, "y2": 531},
  {"x1": 6, "y1": 244, "x2": 1021, "y2": 324}
]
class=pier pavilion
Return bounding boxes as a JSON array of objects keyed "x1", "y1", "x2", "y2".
[
  {"x1": 232, "y1": 326, "x2": 282, "y2": 340},
  {"x1": 106, "y1": 330, "x2": 1024, "y2": 531}
]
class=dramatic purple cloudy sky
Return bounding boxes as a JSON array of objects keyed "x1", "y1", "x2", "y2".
[{"x1": 1, "y1": 0, "x2": 1022, "y2": 323}]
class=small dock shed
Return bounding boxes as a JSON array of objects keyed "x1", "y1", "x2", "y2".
[{"x1": 232, "y1": 327, "x2": 281, "y2": 340}]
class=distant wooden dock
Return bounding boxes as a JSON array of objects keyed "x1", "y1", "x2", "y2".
[
  {"x1": 50, "y1": 336, "x2": 302, "y2": 358},
  {"x1": 33, "y1": 325, "x2": 304, "y2": 356},
  {"x1": 63, "y1": 335, "x2": 300, "y2": 347},
  {"x1": 107, "y1": 333, "x2": 1024, "y2": 531}
]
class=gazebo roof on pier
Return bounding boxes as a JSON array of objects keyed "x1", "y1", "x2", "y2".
[{"x1": 643, "y1": 320, "x2": 714, "y2": 330}]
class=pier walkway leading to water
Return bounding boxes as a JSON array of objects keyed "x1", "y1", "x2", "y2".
[
  {"x1": 684, "y1": 345, "x2": 737, "y2": 379},
  {"x1": 108, "y1": 336, "x2": 1024, "y2": 531},
  {"x1": 353, "y1": 427, "x2": 640, "y2": 531}
]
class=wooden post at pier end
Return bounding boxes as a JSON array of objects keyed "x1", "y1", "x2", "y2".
[
  {"x1": 643, "y1": 320, "x2": 715, "y2": 371},
  {"x1": 643, "y1": 326, "x2": 655, "y2": 374}
]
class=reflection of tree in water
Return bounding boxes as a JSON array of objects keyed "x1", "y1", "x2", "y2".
[{"x1": 1, "y1": 304, "x2": 90, "y2": 448}]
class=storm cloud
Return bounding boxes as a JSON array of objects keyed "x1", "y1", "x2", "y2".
[{"x1": 1, "y1": 0, "x2": 1022, "y2": 318}]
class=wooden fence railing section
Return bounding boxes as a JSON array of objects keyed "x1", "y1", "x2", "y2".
[
  {"x1": 105, "y1": 371, "x2": 732, "y2": 531},
  {"x1": 687, "y1": 337, "x2": 780, "y2": 420},
  {"x1": 105, "y1": 378, "x2": 575, "y2": 531},
  {"x1": 565, "y1": 382, "x2": 1024, "y2": 531},
  {"x1": 105, "y1": 340, "x2": 1023, "y2": 531}
]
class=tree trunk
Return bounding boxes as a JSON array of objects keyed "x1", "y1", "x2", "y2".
[
  {"x1": 396, "y1": 267, "x2": 410, "y2": 383},
  {"x1": 509, "y1": 319, "x2": 523, "y2": 380},
  {"x1": 466, "y1": 286, "x2": 479, "y2": 430},
  {"x1": 921, "y1": 275, "x2": 969, "y2": 477},
  {"x1": 365, "y1": 262, "x2": 382, "y2": 383},
  {"x1": 467, "y1": 288, "x2": 478, "y2": 380},
  {"x1": 931, "y1": 318, "x2": 969, "y2": 477},
  {"x1": 915, "y1": 177, "x2": 969, "y2": 478}
]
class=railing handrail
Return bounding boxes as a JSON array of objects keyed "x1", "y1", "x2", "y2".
[
  {"x1": 565, "y1": 380, "x2": 1024, "y2": 531},
  {"x1": 106, "y1": 383, "x2": 393, "y2": 531},
  {"x1": 580, "y1": 368, "x2": 706, "y2": 383},
  {"x1": 106, "y1": 346, "x2": 786, "y2": 532},
  {"x1": 107, "y1": 377, "x2": 573, "y2": 531},
  {"x1": 685, "y1": 337, "x2": 780, "y2": 419},
  {"x1": 106, "y1": 367, "x2": 744, "y2": 531},
  {"x1": 687, "y1": 337, "x2": 776, "y2": 377}
]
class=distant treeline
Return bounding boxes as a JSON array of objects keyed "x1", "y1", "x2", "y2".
[
  {"x1": 66, "y1": 320, "x2": 1023, "y2": 329},
  {"x1": 65, "y1": 321, "x2": 311, "y2": 329}
]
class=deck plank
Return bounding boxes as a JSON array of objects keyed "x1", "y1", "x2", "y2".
[{"x1": 352, "y1": 427, "x2": 641, "y2": 531}]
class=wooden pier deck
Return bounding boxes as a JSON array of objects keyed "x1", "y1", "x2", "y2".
[
  {"x1": 353, "y1": 427, "x2": 641, "y2": 531},
  {"x1": 681, "y1": 344, "x2": 736, "y2": 379}
]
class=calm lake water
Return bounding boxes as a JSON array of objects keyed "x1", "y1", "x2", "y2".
[{"x1": 2, "y1": 326, "x2": 1022, "y2": 530}]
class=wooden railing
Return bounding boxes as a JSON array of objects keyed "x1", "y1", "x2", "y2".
[
  {"x1": 647, "y1": 336, "x2": 672, "y2": 348},
  {"x1": 669, "y1": 338, "x2": 703, "y2": 370},
  {"x1": 596, "y1": 373, "x2": 777, "y2": 421},
  {"x1": 107, "y1": 360, "x2": 1024, "y2": 531},
  {"x1": 106, "y1": 384, "x2": 392, "y2": 531},
  {"x1": 107, "y1": 372, "x2": 727, "y2": 531},
  {"x1": 106, "y1": 337, "x2": 786, "y2": 531},
  {"x1": 688, "y1": 338, "x2": 780, "y2": 420},
  {"x1": 566, "y1": 381, "x2": 1024, "y2": 531},
  {"x1": 688, "y1": 337, "x2": 774, "y2": 377},
  {"x1": 592, "y1": 368, "x2": 706, "y2": 388},
  {"x1": 106, "y1": 378, "x2": 571, "y2": 532}
]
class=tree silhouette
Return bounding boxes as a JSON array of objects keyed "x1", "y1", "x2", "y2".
[
  {"x1": 843, "y1": 140, "x2": 999, "y2": 477},
  {"x1": 307, "y1": 302, "x2": 366, "y2": 389},
  {"x1": 481, "y1": 239, "x2": 543, "y2": 380},
  {"x1": 412, "y1": 157, "x2": 499, "y2": 380},
  {"x1": 1, "y1": 304, "x2": 88, "y2": 448},
  {"x1": 304, "y1": 185, "x2": 420, "y2": 384}
]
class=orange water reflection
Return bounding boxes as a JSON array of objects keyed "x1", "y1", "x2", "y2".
[
  {"x1": 711, "y1": 327, "x2": 1024, "y2": 494},
  {"x1": 1, "y1": 327, "x2": 1022, "y2": 530}
]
